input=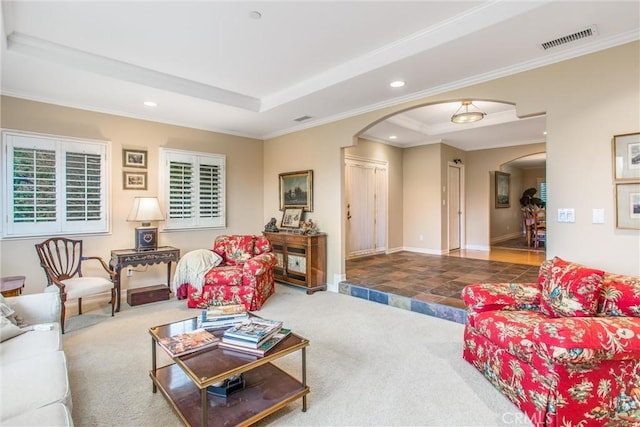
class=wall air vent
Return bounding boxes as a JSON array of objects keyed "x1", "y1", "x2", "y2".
[
  {"x1": 294, "y1": 115, "x2": 313, "y2": 122},
  {"x1": 540, "y1": 25, "x2": 598, "y2": 50}
]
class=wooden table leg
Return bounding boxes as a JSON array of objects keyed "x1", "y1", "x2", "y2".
[{"x1": 202, "y1": 388, "x2": 208, "y2": 426}]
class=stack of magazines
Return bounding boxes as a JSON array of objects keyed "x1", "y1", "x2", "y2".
[
  {"x1": 198, "y1": 304, "x2": 249, "y2": 330},
  {"x1": 220, "y1": 317, "x2": 291, "y2": 356}
]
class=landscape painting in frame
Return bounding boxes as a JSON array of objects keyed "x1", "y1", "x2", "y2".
[
  {"x1": 495, "y1": 171, "x2": 510, "y2": 208},
  {"x1": 279, "y1": 170, "x2": 313, "y2": 211}
]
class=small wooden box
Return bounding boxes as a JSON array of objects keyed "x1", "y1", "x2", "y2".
[{"x1": 127, "y1": 285, "x2": 170, "y2": 306}]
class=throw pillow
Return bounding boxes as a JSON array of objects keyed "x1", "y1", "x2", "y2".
[
  {"x1": 0, "y1": 316, "x2": 26, "y2": 342},
  {"x1": 540, "y1": 257, "x2": 605, "y2": 318},
  {"x1": 0, "y1": 294, "x2": 27, "y2": 327}
]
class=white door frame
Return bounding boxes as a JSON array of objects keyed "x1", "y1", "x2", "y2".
[{"x1": 447, "y1": 161, "x2": 466, "y2": 251}]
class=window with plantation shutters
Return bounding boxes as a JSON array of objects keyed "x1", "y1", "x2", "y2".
[
  {"x1": 2, "y1": 131, "x2": 109, "y2": 238},
  {"x1": 160, "y1": 148, "x2": 225, "y2": 230}
]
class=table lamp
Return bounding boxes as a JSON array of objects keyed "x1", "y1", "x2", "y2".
[{"x1": 127, "y1": 197, "x2": 165, "y2": 250}]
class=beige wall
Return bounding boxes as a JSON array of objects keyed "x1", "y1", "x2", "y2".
[
  {"x1": 265, "y1": 41, "x2": 640, "y2": 277},
  {"x1": 0, "y1": 97, "x2": 265, "y2": 294},
  {"x1": 402, "y1": 144, "x2": 442, "y2": 252},
  {"x1": 345, "y1": 138, "x2": 403, "y2": 251},
  {"x1": 522, "y1": 167, "x2": 546, "y2": 194}
]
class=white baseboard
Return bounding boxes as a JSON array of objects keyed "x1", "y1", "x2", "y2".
[
  {"x1": 329, "y1": 274, "x2": 344, "y2": 293},
  {"x1": 402, "y1": 246, "x2": 447, "y2": 255},
  {"x1": 465, "y1": 244, "x2": 490, "y2": 251}
]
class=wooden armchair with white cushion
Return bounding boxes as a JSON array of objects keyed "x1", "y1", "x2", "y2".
[{"x1": 35, "y1": 237, "x2": 116, "y2": 333}]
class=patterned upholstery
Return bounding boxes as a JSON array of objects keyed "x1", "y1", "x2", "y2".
[
  {"x1": 177, "y1": 235, "x2": 277, "y2": 311},
  {"x1": 462, "y1": 259, "x2": 640, "y2": 426}
]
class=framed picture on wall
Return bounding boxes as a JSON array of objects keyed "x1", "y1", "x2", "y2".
[
  {"x1": 495, "y1": 171, "x2": 511, "y2": 208},
  {"x1": 613, "y1": 132, "x2": 640, "y2": 181},
  {"x1": 281, "y1": 208, "x2": 303, "y2": 229},
  {"x1": 279, "y1": 170, "x2": 313, "y2": 211},
  {"x1": 123, "y1": 149, "x2": 147, "y2": 169},
  {"x1": 123, "y1": 171, "x2": 147, "y2": 190},
  {"x1": 615, "y1": 182, "x2": 640, "y2": 229}
]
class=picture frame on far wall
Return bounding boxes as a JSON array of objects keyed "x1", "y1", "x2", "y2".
[
  {"x1": 123, "y1": 149, "x2": 147, "y2": 169},
  {"x1": 123, "y1": 171, "x2": 147, "y2": 190},
  {"x1": 613, "y1": 132, "x2": 640, "y2": 181},
  {"x1": 279, "y1": 170, "x2": 313, "y2": 211},
  {"x1": 281, "y1": 208, "x2": 303, "y2": 229},
  {"x1": 615, "y1": 182, "x2": 640, "y2": 230},
  {"x1": 495, "y1": 171, "x2": 511, "y2": 208}
]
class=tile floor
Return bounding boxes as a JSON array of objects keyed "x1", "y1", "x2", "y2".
[{"x1": 339, "y1": 250, "x2": 542, "y2": 323}]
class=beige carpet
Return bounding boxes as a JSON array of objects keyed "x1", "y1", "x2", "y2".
[{"x1": 62, "y1": 285, "x2": 528, "y2": 426}]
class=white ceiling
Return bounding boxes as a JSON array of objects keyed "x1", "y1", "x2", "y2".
[{"x1": 1, "y1": 1, "x2": 638, "y2": 153}]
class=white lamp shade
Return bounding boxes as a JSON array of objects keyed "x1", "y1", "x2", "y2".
[{"x1": 127, "y1": 197, "x2": 165, "y2": 223}]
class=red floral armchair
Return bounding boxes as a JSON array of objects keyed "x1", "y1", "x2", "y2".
[
  {"x1": 175, "y1": 235, "x2": 277, "y2": 311},
  {"x1": 462, "y1": 257, "x2": 640, "y2": 426}
]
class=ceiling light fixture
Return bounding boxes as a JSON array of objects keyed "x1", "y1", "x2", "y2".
[
  {"x1": 389, "y1": 135, "x2": 397, "y2": 140},
  {"x1": 389, "y1": 80, "x2": 405, "y2": 88},
  {"x1": 451, "y1": 101, "x2": 486, "y2": 124},
  {"x1": 143, "y1": 101, "x2": 157, "y2": 107},
  {"x1": 249, "y1": 11, "x2": 262, "y2": 20}
]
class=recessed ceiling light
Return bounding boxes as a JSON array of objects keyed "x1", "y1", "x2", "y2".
[
  {"x1": 389, "y1": 135, "x2": 397, "y2": 140},
  {"x1": 143, "y1": 101, "x2": 157, "y2": 107},
  {"x1": 249, "y1": 11, "x2": 262, "y2": 20},
  {"x1": 543, "y1": 131, "x2": 548, "y2": 135},
  {"x1": 389, "y1": 80, "x2": 406, "y2": 88}
]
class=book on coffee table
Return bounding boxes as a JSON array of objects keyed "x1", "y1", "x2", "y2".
[
  {"x1": 222, "y1": 317, "x2": 283, "y2": 348},
  {"x1": 219, "y1": 328, "x2": 292, "y2": 356},
  {"x1": 158, "y1": 328, "x2": 219, "y2": 357}
]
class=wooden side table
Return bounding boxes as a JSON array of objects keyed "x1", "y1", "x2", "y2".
[
  {"x1": 1, "y1": 276, "x2": 25, "y2": 297},
  {"x1": 109, "y1": 246, "x2": 180, "y2": 312}
]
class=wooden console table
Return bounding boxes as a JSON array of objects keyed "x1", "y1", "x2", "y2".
[
  {"x1": 263, "y1": 232, "x2": 327, "y2": 294},
  {"x1": 110, "y1": 246, "x2": 180, "y2": 312}
]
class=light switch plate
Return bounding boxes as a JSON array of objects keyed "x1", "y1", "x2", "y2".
[
  {"x1": 558, "y1": 208, "x2": 576, "y2": 223},
  {"x1": 592, "y1": 208, "x2": 604, "y2": 224}
]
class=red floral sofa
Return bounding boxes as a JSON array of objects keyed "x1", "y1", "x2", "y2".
[
  {"x1": 175, "y1": 235, "x2": 277, "y2": 311},
  {"x1": 462, "y1": 256, "x2": 640, "y2": 426}
]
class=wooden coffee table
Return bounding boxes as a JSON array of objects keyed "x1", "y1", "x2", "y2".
[{"x1": 149, "y1": 317, "x2": 309, "y2": 426}]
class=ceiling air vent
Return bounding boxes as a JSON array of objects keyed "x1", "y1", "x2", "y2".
[
  {"x1": 540, "y1": 25, "x2": 598, "y2": 50},
  {"x1": 294, "y1": 115, "x2": 313, "y2": 122}
]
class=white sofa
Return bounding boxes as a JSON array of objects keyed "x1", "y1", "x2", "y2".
[{"x1": 0, "y1": 292, "x2": 73, "y2": 426}]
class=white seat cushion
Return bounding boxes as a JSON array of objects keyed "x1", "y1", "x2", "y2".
[
  {"x1": 0, "y1": 324, "x2": 62, "y2": 364},
  {"x1": 1, "y1": 351, "x2": 72, "y2": 421},
  {"x1": 2, "y1": 402, "x2": 73, "y2": 427},
  {"x1": 60, "y1": 277, "x2": 113, "y2": 299}
]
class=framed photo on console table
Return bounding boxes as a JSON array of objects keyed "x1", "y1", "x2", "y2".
[
  {"x1": 281, "y1": 208, "x2": 303, "y2": 229},
  {"x1": 613, "y1": 132, "x2": 640, "y2": 181},
  {"x1": 615, "y1": 182, "x2": 640, "y2": 230},
  {"x1": 279, "y1": 170, "x2": 313, "y2": 211}
]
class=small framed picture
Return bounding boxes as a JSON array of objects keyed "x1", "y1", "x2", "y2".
[
  {"x1": 123, "y1": 149, "x2": 147, "y2": 169},
  {"x1": 123, "y1": 171, "x2": 147, "y2": 190},
  {"x1": 612, "y1": 132, "x2": 640, "y2": 181},
  {"x1": 281, "y1": 208, "x2": 303, "y2": 229},
  {"x1": 279, "y1": 170, "x2": 313, "y2": 212},
  {"x1": 615, "y1": 182, "x2": 640, "y2": 229},
  {"x1": 495, "y1": 171, "x2": 510, "y2": 208}
]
